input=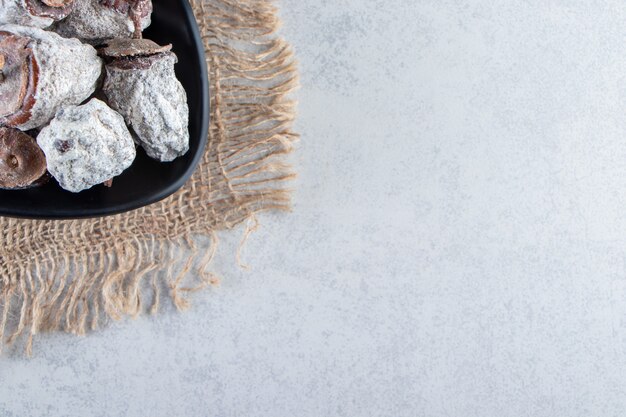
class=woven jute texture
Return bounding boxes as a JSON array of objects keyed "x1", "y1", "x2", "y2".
[{"x1": 0, "y1": 0, "x2": 298, "y2": 355}]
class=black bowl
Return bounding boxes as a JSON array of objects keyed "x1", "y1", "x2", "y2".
[{"x1": 0, "y1": 0, "x2": 209, "y2": 219}]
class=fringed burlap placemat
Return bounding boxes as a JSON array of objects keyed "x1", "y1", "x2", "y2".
[{"x1": 0, "y1": 0, "x2": 298, "y2": 355}]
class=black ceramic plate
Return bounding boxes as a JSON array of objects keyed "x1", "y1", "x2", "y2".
[{"x1": 0, "y1": 0, "x2": 209, "y2": 219}]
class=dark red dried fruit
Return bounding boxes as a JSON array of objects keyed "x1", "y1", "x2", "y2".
[
  {"x1": 0, "y1": 127, "x2": 47, "y2": 190},
  {"x1": 24, "y1": 0, "x2": 75, "y2": 20},
  {"x1": 0, "y1": 31, "x2": 39, "y2": 128}
]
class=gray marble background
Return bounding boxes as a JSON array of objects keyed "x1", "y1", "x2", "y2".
[{"x1": 3, "y1": 0, "x2": 626, "y2": 416}]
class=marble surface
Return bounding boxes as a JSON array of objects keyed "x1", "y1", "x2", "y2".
[{"x1": 4, "y1": 1, "x2": 626, "y2": 416}]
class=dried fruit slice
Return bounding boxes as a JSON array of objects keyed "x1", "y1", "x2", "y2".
[{"x1": 0, "y1": 127, "x2": 47, "y2": 189}]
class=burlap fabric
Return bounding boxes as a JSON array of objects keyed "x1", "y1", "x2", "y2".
[{"x1": 0, "y1": 0, "x2": 298, "y2": 355}]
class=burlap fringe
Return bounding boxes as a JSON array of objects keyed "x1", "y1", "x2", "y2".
[{"x1": 0, "y1": 0, "x2": 298, "y2": 356}]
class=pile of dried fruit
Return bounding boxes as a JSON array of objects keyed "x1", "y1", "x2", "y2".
[{"x1": 0, "y1": 0, "x2": 189, "y2": 192}]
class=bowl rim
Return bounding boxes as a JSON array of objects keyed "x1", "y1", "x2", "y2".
[{"x1": 0, "y1": 0, "x2": 210, "y2": 220}]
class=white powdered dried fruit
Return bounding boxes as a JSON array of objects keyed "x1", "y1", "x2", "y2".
[
  {"x1": 37, "y1": 99, "x2": 136, "y2": 193},
  {"x1": 0, "y1": 0, "x2": 74, "y2": 29},
  {"x1": 52, "y1": 0, "x2": 151, "y2": 44},
  {"x1": 0, "y1": 24, "x2": 102, "y2": 131},
  {"x1": 103, "y1": 51, "x2": 189, "y2": 162}
]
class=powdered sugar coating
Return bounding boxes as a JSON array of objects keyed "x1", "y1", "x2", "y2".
[
  {"x1": 103, "y1": 52, "x2": 189, "y2": 162},
  {"x1": 0, "y1": 24, "x2": 102, "y2": 131},
  {"x1": 37, "y1": 99, "x2": 136, "y2": 193},
  {"x1": 0, "y1": 0, "x2": 54, "y2": 28}
]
